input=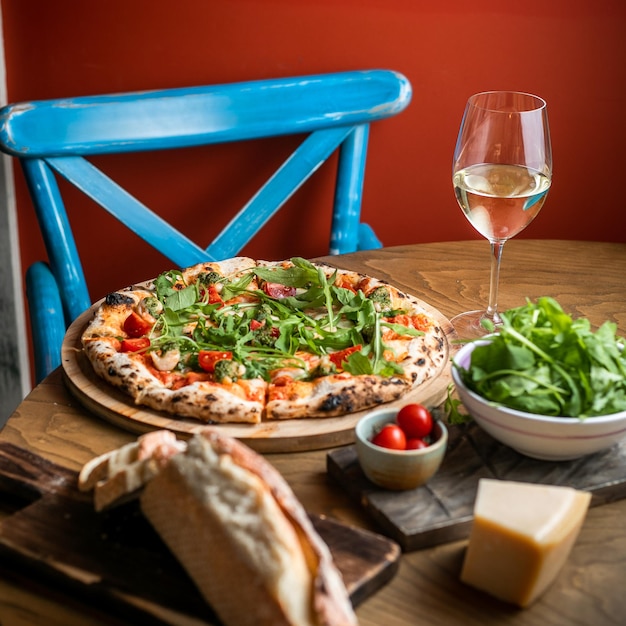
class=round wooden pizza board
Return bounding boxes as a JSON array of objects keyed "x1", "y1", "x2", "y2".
[{"x1": 62, "y1": 297, "x2": 458, "y2": 453}]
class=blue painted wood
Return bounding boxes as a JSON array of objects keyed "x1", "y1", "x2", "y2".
[
  {"x1": 25, "y1": 262, "x2": 66, "y2": 382},
  {"x1": 0, "y1": 71, "x2": 411, "y2": 156},
  {"x1": 21, "y1": 159, "x2": 91, "y2": 322},
  {"x1": 0, "y1": 70, "x2": 412, "y2": 381},
  {"x1": 46, "y1": 156, "x2": 211, "y2": 268},
  {"x1": 206, "y1": 126, "x2": 355, "y2": 260},
  {"x1": 331, "y1": 125, "x2": 369, "y2": 255}
]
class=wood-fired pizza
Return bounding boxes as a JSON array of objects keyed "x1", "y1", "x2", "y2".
[{"x1": 81, "y1": 257, "x2": 448, "y2": 424}]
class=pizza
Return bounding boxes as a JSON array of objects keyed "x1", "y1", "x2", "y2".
[{"x1": 81, "y1": 257, "x2": 448, "y2": 424}]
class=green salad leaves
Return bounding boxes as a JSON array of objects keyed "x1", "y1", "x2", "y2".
[{"x1": 454, "y1": 297, "x2": 626, "y2": 418}]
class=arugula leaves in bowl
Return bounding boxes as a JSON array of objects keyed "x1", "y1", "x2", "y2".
[{"x1": 453, "y1": 297, "x2": 626, "y2": 418}]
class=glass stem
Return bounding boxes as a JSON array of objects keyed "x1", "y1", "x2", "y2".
[{"x1": 485, "y1": 240, "x2": 505, "y2": 326}]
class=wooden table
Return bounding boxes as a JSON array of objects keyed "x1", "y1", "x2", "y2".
[{"x1": 1, "y1": 239, "x2": 625, "y2": 625}]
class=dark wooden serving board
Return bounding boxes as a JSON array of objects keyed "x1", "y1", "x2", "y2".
[
  {"x1": 0, "y1": 443, "x2": 400, "y2": 625},
  {"x1": 327, "y1": 418, "x2": 626, "y2": 552}
]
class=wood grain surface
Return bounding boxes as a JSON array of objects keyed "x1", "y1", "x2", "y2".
[
  {"x1": 1, "y1": 240, "x2": 625, "y2": 626},
  {"x1": 0, "y1": 442, "x2": 400, "y2": 625},
  {"x1": 328, "y1": 420, "x2": 626, "y2": 551}
]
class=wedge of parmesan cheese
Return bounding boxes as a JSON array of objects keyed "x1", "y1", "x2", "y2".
[{"x1": 460, "y1": 479, "x2": 591, "y2": 607}]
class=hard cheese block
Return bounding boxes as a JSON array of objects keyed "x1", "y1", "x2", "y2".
[{"x1": 460, "y1": 479, "x2": 591, "y2": 607}]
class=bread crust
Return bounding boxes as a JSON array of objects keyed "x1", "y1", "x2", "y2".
[
  {"x1": 78, "y1": 430, "x2": 186, "y2": 511},
  {"x1": 140, "y1": 429, "x2": 358, "y2": 626}
]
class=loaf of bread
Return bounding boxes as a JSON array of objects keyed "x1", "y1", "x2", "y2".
[
  {"x1": 79, "y1": 429, "x2": 358, "y2": 626},
  {"x1": 78, "y1": 430, "x2": 186, "y2": 511}
]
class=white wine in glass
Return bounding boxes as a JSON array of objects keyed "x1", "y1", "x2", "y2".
[{"x1": 451, "y1": 91, "x2": 552, "y2": 338}]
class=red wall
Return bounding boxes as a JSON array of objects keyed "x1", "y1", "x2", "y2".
[{"x1": 2, "y1": 0, "x2": 626, "y2": 303}]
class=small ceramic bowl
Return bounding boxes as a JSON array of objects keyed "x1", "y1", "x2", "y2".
[
  {"x1": 355, "y1": 407, "x2": 448, "y2": 490},
  {"x1": 452, "y1": 340, "x2": 626, "y2": 461}
]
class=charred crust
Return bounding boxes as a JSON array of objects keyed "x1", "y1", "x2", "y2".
[
  {"x1": 105, "y1": 292, "x2": 135, "y2": 306},
  {"x1": 320, "y1": 392, "x2": 355, "y2": 412},
  {"x1": 318, "y1": 376, "x2": 408, "y2": 413},
  {"x1": 380, "y1": 377, "x2": 408, "y2": 387}
]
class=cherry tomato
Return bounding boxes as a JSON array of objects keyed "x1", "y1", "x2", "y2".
[
  {"x1": 120, "y1": 337, "x2": 150, "y2": 353},
  {"x1": 371, "y1": 424, "x2": 407, "y2": 450},
  {"x1": 263, "y1": 282, "x2": 297, "y2": 298},
  {"x1": 250, "y1": 319, "x2": 264, "y2": 330},
  {"x1": 329, "y1": 345, "x2": 362, "y2": 368},
  {"x1": 405, "y1": 437, "x2": 429, "y2": 450},
  {"x1": 198, "y1": 350, "x2": 233, "y2": 372},
  {"x1": 123, "y1": 311, "x2": 154, "y2": 338},
  {"x1": 396, "y1": 403, "x2": 433, "y2": 439},
  {"x1": 384, "y1": 313, "x2": 431, "y2": 332},
  {"x1": 206, "y1": 284, "x2": 223, "y2": 305}
]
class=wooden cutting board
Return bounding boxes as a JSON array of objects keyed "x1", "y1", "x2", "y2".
[
  {"x1": 0, "y1": 443, "x2": 400, "y2": 625},
  {"x1": 327, "y1": 417, "x2": 626, "y2": 552},
  {"x1": 61, "y1": 298, "x2": 456, "y2": 453}
]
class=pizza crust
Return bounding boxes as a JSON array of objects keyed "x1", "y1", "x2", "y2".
[
  {"x1": 136, "y1": 378, "x2": 266, "y2": 424},
  {"x1": 266, "y1": 374, "x2": 411, "y2": 420},
  {"x1": 83, "y1": 340, "x2": 265, "y2": 424}
]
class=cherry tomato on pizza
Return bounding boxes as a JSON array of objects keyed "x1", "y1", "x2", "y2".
[
  {"x1": 198, "y1": 350, "x2": 233, "y2": 373},
  {"x1": 371, "y1": 423, "x2": 407, "y2": 450},
  {"x1": 385, "y1": 313, "x2": 431, "y2": 332},
  {"x1": 120, "y1": 337, "x2": 151, "y2": 353},
  {"x1": 396, "y1": 403, "x2": 433, "y2": 439},
  {"x1": 329, "y1": 345, "x2": 362, "y2": 368},
  {"x1": 123, "y1": 311, "x2": 154, "y2": 338},
  {"x1": 206, "y1": 284, "x2": 223, "y2": 305}
]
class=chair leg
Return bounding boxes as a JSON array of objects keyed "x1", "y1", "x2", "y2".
[
  {"x1": 357, "y1": 222, "x2": 383, "y2": 251},
  {"x1": 331, "y1": 125, "x2": 371, "y2": 254},
  {"x1": 25, "y1": 262, "x2": 66, "y2": 383}
]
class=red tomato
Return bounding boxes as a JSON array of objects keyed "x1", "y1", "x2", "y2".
[
  {"x1": 371, "y1": 424, "x2": 407, "y2": 450},
  {"x1": 120, "y1": 337, "x2": 150, "y2": 353},
  {"x1": 250, "y1": 319, "x2": 264, "y2": 330},
  {"x1": 198, "y1": 350, "x2": 233, "y2": 372},
  {"x1": 199, "y1": 285, "x2": 223, "y2": 305},
  {"x1": 396, "y1": 403, "x2": 433, "y2": 439},
  {"x1": 207, "y1": 284, "x2": 223, "y2": 304},
  {"x1": 123, "y1": 311, "x2": 153, "y2": 338},
  {"x1": 263, "y1": 282, "x2": 297, "y2": 298},
  {"x1": 406, "y1": 438, "x2": 429, "y2": 450},
  {"x1": 335, "y1": 276, "x2": 357, "y2": 293},
  {"x1": 329, "y1": 345, "x2": 362, "y2": 367},
  {"x1": 385, "y1": 313, "x2": 431, "y2": 332}
]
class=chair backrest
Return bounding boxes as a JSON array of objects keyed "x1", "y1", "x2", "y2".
[{"x1": 0, "y1": 69, "x2": 411, "y2": 381}]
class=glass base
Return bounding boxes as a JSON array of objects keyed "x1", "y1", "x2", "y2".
[{"x1": 451, "y1": 310, "x2": 500, "y2": 340}]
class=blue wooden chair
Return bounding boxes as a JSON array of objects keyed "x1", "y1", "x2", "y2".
[{"x1": 0, "y1": 69, "x2": 411, "y2": 382}]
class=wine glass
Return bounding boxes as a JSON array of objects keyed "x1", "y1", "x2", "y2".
[{"x1": 451, "y1": 91, "x2": 552, "y2": 338}]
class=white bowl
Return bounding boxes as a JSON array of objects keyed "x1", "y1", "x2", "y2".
[
  {"x1": 452, "y1": 341, "x2": 626, "y2": 461},
  {"x1": 355, "y1": 407, "x2": 447, "y2": 490}
]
